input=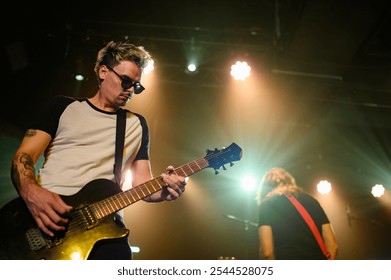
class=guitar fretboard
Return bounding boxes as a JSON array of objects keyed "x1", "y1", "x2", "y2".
[{"x1": 91, "y1": 158, "x2": 209, "y2": 219}]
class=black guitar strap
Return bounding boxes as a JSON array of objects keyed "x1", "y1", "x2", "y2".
[{"x1": 114, "y1": 108, "x2": 127, "y2": 186}]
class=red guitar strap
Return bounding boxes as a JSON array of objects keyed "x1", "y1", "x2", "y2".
[{"x1": 285, "y1": 194, "x2": 332, "y2": 260}]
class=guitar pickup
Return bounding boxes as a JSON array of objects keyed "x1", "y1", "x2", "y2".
[{"x1": 78, "y1": 206, "x2": 98, "y2": 229}]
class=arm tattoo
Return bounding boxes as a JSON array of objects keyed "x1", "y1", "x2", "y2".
[
  {"x1": 25, "y1": 129, "x2": 37, "y2": 137},
  {"x1": 11, "y1": 153, "x2": 37, "y2": 191},
  {"x1": 19, "y1": 153, "x2": 36, "y2": 178}
]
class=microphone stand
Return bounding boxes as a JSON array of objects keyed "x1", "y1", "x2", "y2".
[{"x1": 223, "y1": 214, "x2": 258, "y2": 259}]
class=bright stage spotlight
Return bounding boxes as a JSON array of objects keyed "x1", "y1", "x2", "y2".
[
  {"x1": 240, "y1": 175, "x2": 257, "y2": 192},
  {"x1": 74, "y1": 74, "x2": 84, "y2": 81},
  {"x1": 74, "y1": 58, "x2": 86, "y2": 81},
  {"x1": 317, "y1": 180, "x2": 332, "y2": 195},
  {"x1": 187, "y1": 63, "x2": 197, "y2": 72},
  {"x1": 371, "y1": 184, "x2": 385, "y2": 198},
  {"x1": 230, "y1": 61, "x2": 251, "y2": 80},
  {"x1": 185, "y1": 62, "x2": 199, "y2": 75}
]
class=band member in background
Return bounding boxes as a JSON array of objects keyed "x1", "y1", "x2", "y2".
[{"x1": 256, "y1": 167, "x2": 338, "y2": 260}]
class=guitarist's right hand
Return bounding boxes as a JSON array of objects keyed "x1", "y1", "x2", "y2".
[{"x1": 22, "y1": 184, "x2": 73, "y2": 237}]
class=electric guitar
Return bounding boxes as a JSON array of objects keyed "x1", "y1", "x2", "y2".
[{"x1": 0, "y1": 143, "x2": 242, "y2": 260}]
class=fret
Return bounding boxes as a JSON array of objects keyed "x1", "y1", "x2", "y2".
[
  {"x1": 118, "y1": 192, "x2": 128, "y2": 208},
  {"x1": 186, "y1": 163, "x2": 195, "y2": 174},
  {"x1": 137, "y1": 185, "x2": 147, "y2": 197},
  {"x1": 91, "y1": 204, "x2": 103, "y2": 219},
  {"x1": 106, "y1": 197, "x2": 117, "y2": 213},
  {"x1": 126, "y1": 188, "x2": 138, "y2": 204}
]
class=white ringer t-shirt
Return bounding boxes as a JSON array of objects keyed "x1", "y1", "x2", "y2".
[{"x1": 35, "y1": 95, "x2": 149, "y2": 195}]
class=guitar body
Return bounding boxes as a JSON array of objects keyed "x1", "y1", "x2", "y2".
[
  {"x1": 0, "y1": 142, "x2": 243, "y2": 260},
  {"x1": 0, "y1": 179, "x2": 129, "y2": 260}
]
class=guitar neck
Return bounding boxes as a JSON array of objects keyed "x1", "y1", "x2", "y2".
[{"x1": 91, "y1": 157, "x2": 209, "y2": 219}]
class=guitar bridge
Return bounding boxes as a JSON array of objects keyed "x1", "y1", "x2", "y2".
[
  {"x1": 26, "y1": 227, "x2": 64, "y2": 251},
  {"x1": 25, "y1": 227, "x2": 48, "y2": 251}
]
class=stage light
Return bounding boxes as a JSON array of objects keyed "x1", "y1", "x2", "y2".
[
  {"x1": 230, "y1": 61, "x2": 251, "y2": 80},
  {"x1": 74, "y1": 74, "x2": 84, "y2": 81},
  {"x1": 371, "y1": 184, "x2": 385, "y2": 198},
  {"x1": 184, "y1": 39, "x2": 201, "y2": 75},
  {"x1": 240, "y1": 175, "x2": 256, "y2": 192},
  {"x1": 74, "y1": 58, "x2": 86, "y2": 81},
  {"x1": 187, "y1": 63, "x2": 197, "y2": 72},
  {"x1": 185, "y1": 61, "x2": 199, "y2": 75},
  {"x1": 317, "y1": 180, "x2": 332, "y2": 195}
]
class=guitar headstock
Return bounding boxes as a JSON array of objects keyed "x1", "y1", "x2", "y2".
[{"x1": 205, "y1": 143, "x2": 243, "y2": 174}]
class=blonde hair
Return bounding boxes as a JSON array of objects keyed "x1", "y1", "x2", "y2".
[
  {"x1": 256, "y1": 167, "x2": 303, "y2": 204},
  {"x1": 94, "y1": 41, "x2": 152, "y2": 84}
]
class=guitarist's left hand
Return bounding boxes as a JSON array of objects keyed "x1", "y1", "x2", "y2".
[{"x1": 159, "y1": 165, "x2": 187, "y2": 201}]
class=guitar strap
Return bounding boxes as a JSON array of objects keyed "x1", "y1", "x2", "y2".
[
  {"x1": 285, "y1": 194, "x2": 333, "y2": 260},
  {"x1": 114, "y1": 108, "x2": 127, "y2": 186}
]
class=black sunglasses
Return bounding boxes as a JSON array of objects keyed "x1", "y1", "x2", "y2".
[{"x1": 106, "y1": 65, "x2": 145, "y2": 94}]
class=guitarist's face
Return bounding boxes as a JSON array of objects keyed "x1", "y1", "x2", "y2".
[{"x1": 99, "y1": 61, "x2": 143, "y2": 109}]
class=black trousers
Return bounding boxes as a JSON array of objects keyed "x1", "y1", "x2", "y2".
[
  {"x1": 88, "y1": 237, "x2": 132, "y2": 260},
  {"x1": 87, "y1": 214, "x2": 132, "y2": 260}
]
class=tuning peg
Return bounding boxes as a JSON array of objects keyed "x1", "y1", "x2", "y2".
[
  {"x1": 214, "y1": 169, "x2": 219, "y2": 175},
  {"x1": 230, "y1": 162, "x2": 234, "y2": 167},
  {"x1": 222, "y1": 165, "x2": 227, "y2": 170}
]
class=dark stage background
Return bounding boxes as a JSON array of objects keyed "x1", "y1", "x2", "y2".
[{"x1": 1, "y1": 0, "x2": 391, "y2": 259}]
